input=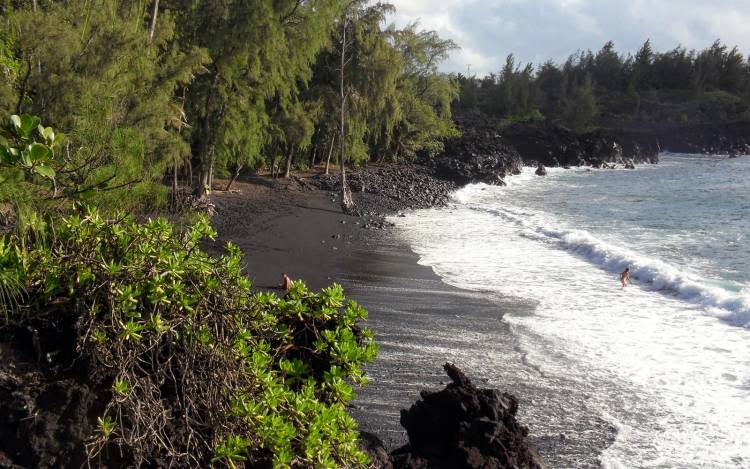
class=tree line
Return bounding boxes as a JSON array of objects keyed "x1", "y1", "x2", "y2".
[
  {"x1": 454, "y1": 40, "x2": 750, "y2": 131},
  {"x1": 0, "y1": 0, "x2": 458, "y2": 214}
]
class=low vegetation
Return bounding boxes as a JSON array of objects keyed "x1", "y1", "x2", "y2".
[{"x1": 0, "y1": 208, "x2": 377, "y2": 467}]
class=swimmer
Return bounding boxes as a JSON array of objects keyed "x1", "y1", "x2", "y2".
[{"x1": 620, "y1": 267, "x2": 631, "y2": 287}]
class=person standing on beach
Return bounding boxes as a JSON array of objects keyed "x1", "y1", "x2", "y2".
[
  {"x1": 279, "y1": 273, "x2": 293, "y2": 291},
  {"x1": 620, "y1": 267, "x2": 631, "y2": 287}
]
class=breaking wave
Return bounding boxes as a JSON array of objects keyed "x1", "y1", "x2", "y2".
[{"x1": 475, "y1": 203, "x2": 750, "y2": 328}]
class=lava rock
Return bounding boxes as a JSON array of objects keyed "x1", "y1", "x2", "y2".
[
  {"x1": 309, "y1": 163, "x2": 458, "y2": 215},
  {"x1": 391, "y1": 363, "x2": 547, "y2": 469},
  {"x1": 431, "y1": 113, "x2": 523, "y2": 185},
  {"x1": 359, "y1": 432, "x2": 393, "y2": 469}
]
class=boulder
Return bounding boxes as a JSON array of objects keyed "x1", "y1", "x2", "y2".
[
  {"x1": 535, "y1": 164, "x2": 547, "y2": 176},
  {"x1": 391, "y1": 363, "x2": 547, "y2": 469},
  {"x1": 359, "y1": 432, "x2": 393, "y2": 469}
]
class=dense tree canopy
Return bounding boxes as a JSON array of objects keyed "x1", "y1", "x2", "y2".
[
  {"x1": 1, "y1": 0, "x2": 207, "y2": 211},
  {"x1": 454, "y1": 40, "x2": 750, "y2": 131},
  {"x1": 0, "y1": 0, "x2": 459, "y2": 211}
]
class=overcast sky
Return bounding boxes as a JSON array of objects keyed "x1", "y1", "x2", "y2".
[{"x1": 385, "y1": 0, "x2": 750, "y2": 76}]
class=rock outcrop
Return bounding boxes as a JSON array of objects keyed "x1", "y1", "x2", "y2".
[
  {"x1": 390, "y1": 363, "x2": 547, "y2": 469},
  {"x1": 645, "y1": 120, "x2": 750, "y2": 155},
  {"x1": 432, "y1": 113, "x2": 523, "y2": 185},
  {"x1": 499, "y1": 120, "x2": 660, "y2": 168},
  {"x1": 0, "y1": 331, "x2": 101, "y2": 469}
]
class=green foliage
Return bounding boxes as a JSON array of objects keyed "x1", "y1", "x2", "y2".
[
  {"x1": 2, "y1": 1, "x2": 461, "y2": 205},
  {"x1": 454, "y1": 39, "x2": 750, "y2": 129},
  {"x1": 0, "y1": 114, "x2": 58, "y2": 190},
  {"x1": 171, "y1": 0, "x2": 345, "y2": 195},
  {"x1": 498, "y1": 109, "x2": 545, "y2": 129},
  {"x1": 1, "y1": 0, "x2": 207, "y2": 212},
  {"x1": 565, "y1": 76, "x2": 599, "y2": 131},
  {"x1": 97, "y1": 415, "x2": 117, "y2": 439},
  {"x1": 388, "y1": 25, "x2": 460, "y2": 159},
  {"x1": 0, "y1": 235, "x2": 24, "y2": 317},
  {"x1": 1, "y1": 209, "x2": 376, "y2": 467},
  {"x1": 307, "y1": 5, "x2": 459, "y2": 166},
  {"x1": 112, "y1": 378, "x2": 130, "y2": 397},
  {"x1": 0, "y1": 32, "x2": 18, "y2": 107}
]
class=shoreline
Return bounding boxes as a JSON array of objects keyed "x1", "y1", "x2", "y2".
[{"x1": 208, "y1": 170, "x2": 616, "y2": 467}]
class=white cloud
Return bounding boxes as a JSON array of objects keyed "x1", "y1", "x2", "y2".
[{"x1": 384, "y1": 0, "x2": 750, "y2": 76}]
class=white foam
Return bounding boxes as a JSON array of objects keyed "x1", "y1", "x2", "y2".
[
  {"x1": 454, "y1": 165, "x2": 750, "y2": 328},
  {"x1": 391, "y1": 160, "x2": 750, "y2": 467},
  {"x1": 478, "y1": 205, "x2": 750, "y2": 328}
]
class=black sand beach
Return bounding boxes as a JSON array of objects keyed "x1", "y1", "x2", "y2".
[{"x1": 209, "y1": 175, "x2": 616, "y2": 468}]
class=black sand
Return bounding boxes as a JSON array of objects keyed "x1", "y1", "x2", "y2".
[{"x1": 210, "y1": 176, "x2": 615, "y2": 468}]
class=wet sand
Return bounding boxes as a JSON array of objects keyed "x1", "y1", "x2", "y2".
[{"x1": 209, "y1": 176, "x2": 614, "y2": 468}]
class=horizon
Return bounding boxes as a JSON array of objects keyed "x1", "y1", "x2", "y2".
[{"x1": 385, "y1": 0, "x2": 750, "y2": 76}]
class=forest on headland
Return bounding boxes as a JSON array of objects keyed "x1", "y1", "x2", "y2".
[
  {"x1": 1, "y1": 0, "x2": 750, "y2": 467},
  {"x1": 455, "y1": 39, "x2": 750, "y2": 132}
]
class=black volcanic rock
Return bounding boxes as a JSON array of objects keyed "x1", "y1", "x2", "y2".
[
  {"x1": 432, "y1": 113, "x2": 523, "y2": 185},
  {"x1": 359, "y1": 432, "x2": 393, "y2": 469},
  {"x1": 500, "y1": 120, "x2": 660, "y2": 167},
  {"x1": 391, "y1": 363, "x2": 547, "y2": 469},
  {"x1": 310, "y1": 163, "x2": 458, "y2": 215},
  {"x1": 646, "y1": 120, "x2": 750, "y2": 155}
]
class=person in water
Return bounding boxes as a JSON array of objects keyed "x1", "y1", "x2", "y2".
[
  {"x1": 620, "y1": 267, "x2": 631, "y2": 287},
  {"x1": 279, "y1": 272, "x2": 293, "y2": 291}
]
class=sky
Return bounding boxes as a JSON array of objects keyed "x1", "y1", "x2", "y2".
[{"x1": 385, "y1": 0, "x2": 750, "y2": 76}]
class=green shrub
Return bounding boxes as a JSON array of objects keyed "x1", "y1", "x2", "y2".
[{"x1": 0, "y1": 208, "x2": 377, "y2": 468}]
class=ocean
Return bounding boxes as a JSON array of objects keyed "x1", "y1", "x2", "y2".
[{"x1": 392, "y1": 154, "x2": 750, "y2": 468}]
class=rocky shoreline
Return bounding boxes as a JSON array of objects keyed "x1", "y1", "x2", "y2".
[
  {"x1": 307, "y1": 114, "x2": 665, "y2": 217},
  {"x1": 314, "y1": 114, "x2": 750, "y2": 221}
]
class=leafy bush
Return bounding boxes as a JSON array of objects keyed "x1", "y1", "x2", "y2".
[
  {"x1": 0, "y1": 114, "x2": 59, "y2": 191},
  {"x1": 0, "y1": 208, "x2": 377, "y2": 468}
]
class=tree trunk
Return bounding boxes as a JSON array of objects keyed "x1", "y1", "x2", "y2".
[
  {"x1": 196, "y1": 165, "x2": 210, "y2": 200},
  {"x1": 171, "y1": 160, "x2": 178, "y2": 207},
  {"x1": 325, "y1": 133, "x2": 335, "y2": 175},
  {"x1": 284, "y1": 150, "x2": 294, "y2": 178},
  {"x1": 339, "y1": 17, "x2": 355, "y2": 214},
  {"x1": 149, "y1": 0, "x2": 159, "y2": 42},
  {"x1": 194, "y1": 144, "x2": 215, "y2": 200},
  {"x1": 271, "y1": 159, "x2": 277, "y2": 178},
  {"x1": 193, "y1": 74, "x2": 220, "y2": 200},
  {"x1": 170, "y1": 86, "x2": 187, "y2": 208},
  {"x1": 226, "y1": 164, "x2": 243, "y2": 191},
  {"x1": 15, "y1": 57, "x2": 32, "y2": 115}
]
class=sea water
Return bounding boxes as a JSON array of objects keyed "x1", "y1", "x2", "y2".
[{"x1": 392, "y1": 154, "x2": 750, "y2": 468}]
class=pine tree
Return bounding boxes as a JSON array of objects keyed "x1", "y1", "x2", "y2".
[{"x1": 0, "y1": 0, "x2": 207, "y2": 212}]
